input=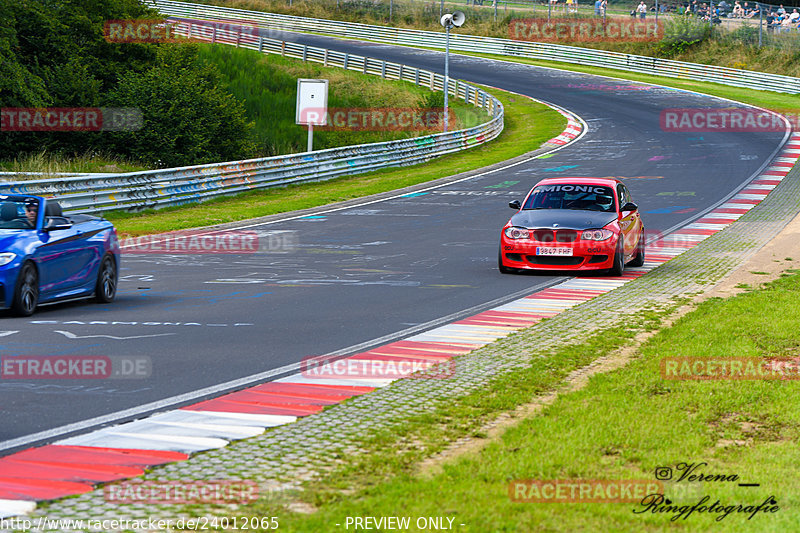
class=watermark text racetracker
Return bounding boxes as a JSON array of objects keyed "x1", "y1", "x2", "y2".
[
  {"x1": 302, "y1": 355, "x2": 456, "y2": 380},
  {"x1": 105, "y1": 480, "x2": 258, "y2": 504},
  {"x1": 510, "y1": 479, "x2": 663, "y2": 503},
  {"x1": 298, "y1": 107, "x2": 481, "y2": 131},
  {"x1": 509, "y1": 18, "x2": 662, "y2": 42},
  {"x1": 1, "y1": 355, "x2": 151, "y2": 379},
  {"x1": 661, "y1": 356, "x2": 800, "y2": 380},
  {"x1": 1, "y1": 108, "x2": 142, "y2": 132},
  {"x1": 660, "y1": 108, "x2": 791, "y2": 132},
  {"x1": 103, "y1": 18, "x2": 265, "y2": 44},
  {"x1": 118, "y1": 230, "x2": 298, "y2": 254}
]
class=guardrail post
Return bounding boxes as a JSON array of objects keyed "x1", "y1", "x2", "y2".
[
  {"x1": 258, "y1": 36, "x2": 263, "y2": 52},
  {"x1": 324, "y1": 49, "x2": 328, "y2": 67},
  {"x1": 212, "y1": 27, "x2": 217, "y2": 44},
  {"x1": 430, "y1": 72, "x2": 435, "y2": 90},
  {"x1": 414, "y1": 69, "x2": 419, "y2": 86},
  {"x1": 363, "y1": 58, "x2": 368, "y2": 74},
  {"x1": 236, "y1": 30, "x2": 241, "y2": 47},
  {"x1": 399, "y1": 64, "x2": 403, "y2": 81},
  {"x1": 281, "y1": 41, "x2": 286, "y2": 56},
  {"x1": 344, "y1": 53, "x2": 349, "y2": 69},
  {"x1": 303, "y1": 45, "x2": 308, "y2": 61},
  {"x1": 381, "y1": 61, "x2": 386, "y2": 79}
]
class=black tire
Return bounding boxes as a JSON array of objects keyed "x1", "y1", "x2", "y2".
[
  {"x1": 498, "y1": 249, "x2": 515, "y2": 274},
  {"x1": 608, "y1": 238, "x2": 624, "y2": 277},
  {"x1": 12, "y1": 261, "x2": 39, "y2": 317},
  {"x1": 95, "y1": 253, "x2": 117, "y2": 303},
  {"x1": 628, "y1": 232, "x2": 646, "y2": 267}
]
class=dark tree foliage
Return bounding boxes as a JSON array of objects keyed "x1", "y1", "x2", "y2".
[
  {"x1": 0, "y1": 0, "x2": 255, "y2": 167},
  {"x1": 103, "y1": 44, "x2": 255, "y2": 168}
]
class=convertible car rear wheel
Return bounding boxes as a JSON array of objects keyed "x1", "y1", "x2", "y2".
[
  {"x1": 12, "y1": 262, "x2": 39, "y2": 317},
  {"x1": 95, "y1": 254, "x2": 117, "y2": 303}
]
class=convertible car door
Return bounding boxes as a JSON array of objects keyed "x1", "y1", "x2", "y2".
[{"x1": 36, "y1": 225, "x2": 98, "y2": 298}]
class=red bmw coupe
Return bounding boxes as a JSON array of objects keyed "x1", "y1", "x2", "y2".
[{"x1": 499, "y1": 177, "x2": 645, "y2": 275}]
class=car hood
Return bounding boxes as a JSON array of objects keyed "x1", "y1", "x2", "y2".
[{"x1": 509, "y1": 209, "x2": 617, "y2": 230}]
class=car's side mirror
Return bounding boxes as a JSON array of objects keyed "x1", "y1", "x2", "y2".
[
  {"x1": 621, "y1": 202, "x2": 638, "y2": 213},
  {"x1": 509, "y1": 200, "x2": 522, "y2": 210},
  {"x1": 44, "y1": 217, "x2": 72, "y2": 231}
]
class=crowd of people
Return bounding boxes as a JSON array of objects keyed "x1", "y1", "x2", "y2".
[{"x1": 606, "y1": 0, "x2": 800, "y2": 31}]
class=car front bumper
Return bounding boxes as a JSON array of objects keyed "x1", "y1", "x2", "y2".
[{"x1": 500, "y1": 234, "x2": 619, "y2": 271}]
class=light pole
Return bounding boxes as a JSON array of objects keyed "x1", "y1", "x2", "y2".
[{"x1": 440, "y1": 11, "x2": 465, "y2": 133}]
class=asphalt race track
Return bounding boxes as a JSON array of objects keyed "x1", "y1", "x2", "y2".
[{"x1": 0, "y1": 32, "x2": 787, "y2": 454}]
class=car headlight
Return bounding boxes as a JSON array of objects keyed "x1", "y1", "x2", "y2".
[
  {"x1": 581, "y1": 229, "x2": 614, "y2": 241},
  {"x1": 504, "y1": 227, "x2": 530, "y2": 239},
  {"x1": 0, "y1": 253, "x2": 16, "y2": 266}
]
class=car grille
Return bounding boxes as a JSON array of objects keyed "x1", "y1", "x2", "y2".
[
  {"x1": 531, "y1": 229, "x2": 578, "y2": 243},
  {"x1": 526, "y1": 255, "x2": 583, "y2": 266}
]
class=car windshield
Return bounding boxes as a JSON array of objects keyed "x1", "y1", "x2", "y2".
[
  {"x1": 522, "y1": 184, "x2": 616, "y2": 213},
  {"x1": 0, "y1": 199, "x2": 38, "y2": 229}
]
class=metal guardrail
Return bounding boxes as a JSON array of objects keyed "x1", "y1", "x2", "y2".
[
  {"x1": 0, "y1": 19, "x2": 503, "y2": 214},
  {"x1": 151, "y1": 0, "x2": 800, "y2": 94}
]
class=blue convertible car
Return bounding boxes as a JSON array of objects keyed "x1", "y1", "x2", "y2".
[{"x1": 0, "y1": 195, "x2": 119, "y2": 316}]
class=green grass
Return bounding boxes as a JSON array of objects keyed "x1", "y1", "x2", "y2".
[
  {"x1": 245, "y1": 272, "x2": 800, "y2": 532},
  {"x1": 196, "y1": 44, "x2": 481, "y2": 156},
  {"x1": 105, "y1": 86, "x2": 565, "y2": 235},
  {"x1": 0, "y1": 150, "x2": 146, "y2": 177}
]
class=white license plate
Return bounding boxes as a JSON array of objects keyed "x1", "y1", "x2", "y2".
[{"x1": 536, "y1": 247, "x2": 573, "y2": 256}]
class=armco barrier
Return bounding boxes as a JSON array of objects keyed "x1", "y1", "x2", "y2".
[
  {"x1": 150, "y1": 0, "x2": 800, "y2": 94},
  {"x1": 0, "y1": 21, "x2": 502, "y2": 214}
]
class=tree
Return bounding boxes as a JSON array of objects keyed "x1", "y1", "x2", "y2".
[{"x1": 104, "y1": 44, "x2": 256, "y2": 168}]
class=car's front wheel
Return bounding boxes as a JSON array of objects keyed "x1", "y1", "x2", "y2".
[
  {"x1": 95, "y1": 253, "x2": 117, "y2": 303},
  {"x1": 12, "y1": 261, "x2": 39, "y2": 317},
  {"x1": 608, "y1": 238, "x2": 624, "y2": 276},
  {"x1": 628, "y1": 232, "x2": 646, "y2": 267},
  {"x1": 498, "y1": 249, "x2": 515, "y2": 274}
]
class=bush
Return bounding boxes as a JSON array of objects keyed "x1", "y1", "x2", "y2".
[
  {"x1": 103, "y1": 44, "x2": 256, "y2": 168},
  {"x1": 657, "y1": 17, "x2": 712, "y2": 57}
]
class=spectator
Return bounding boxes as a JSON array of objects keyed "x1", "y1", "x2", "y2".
[
  {"x1": 777, "y1": 4, "x2": 786, "y2": 15},
  {"x1": 636, "y1": 0, "x2": 648, "y2": 18},
  {"x1": 594, "y1": 0, "x2": 601, "y2": 15},
  {"x1": 790, "y1": 8, "x2": 799, "y2": 23},
  {"x1": 771, "y1": 12, "x2": 782, "y2": 30},
  {"x1": 733, "y1": 1, "x2": 743, "y2": 17}
]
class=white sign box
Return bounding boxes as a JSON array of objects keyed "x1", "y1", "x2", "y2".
[{"x1": 296, "y1": 79, "x2": 328, "y2": 126}]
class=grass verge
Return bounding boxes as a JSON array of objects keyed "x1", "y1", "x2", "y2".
[
  {"x1": 105, "y1": 86, "x2": 565, "y2": 236},
  {"x1": 461, "y1": 51, "x2": 800, "y2": 112},
  {"x1": 244, "y1": 270, "x2": 800, "y2": 532},
  {"x1": 0, "y1": 150, "x2": 146, "y2": 176},
  {"x1": 196, "y1": 44, "x2": 481, "y2": 156}
]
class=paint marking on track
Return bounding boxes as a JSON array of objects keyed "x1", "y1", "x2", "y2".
[{"x1": 54, "y1": 330, "x2": 176, "y2": 341}]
